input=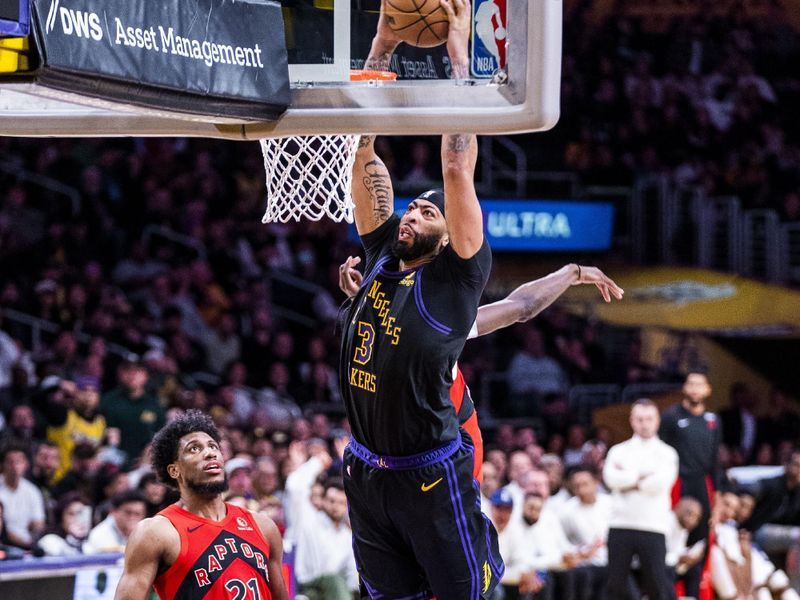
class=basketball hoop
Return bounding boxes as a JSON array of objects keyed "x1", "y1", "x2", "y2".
[
  {"x1": 260, "y1": 134, "x2": 361, "y2": 223},
  {"x1": 259, "y1": 70, "x2": 396, "y2": 224}
]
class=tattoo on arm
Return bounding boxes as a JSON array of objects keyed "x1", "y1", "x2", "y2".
[
  {"x1": 446, "y1": 134, "x2": 470, "y2": 153},
  {"x1": 364, "y1": 51, "x2": 393, "y2": 72},
  {"x1": 362, "y1": 160, "x2": 393, "y2": 224},
  {"x1": 358, "y1": 135, "x2": 375, "y2": 149}
]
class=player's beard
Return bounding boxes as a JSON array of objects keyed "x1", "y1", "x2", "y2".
[
  {"x1": 392, "y1": 230, "x2": 442, "y2": 262},
  {"x1": 186, "y1": 474, "x2": 229, "y2": 496}
]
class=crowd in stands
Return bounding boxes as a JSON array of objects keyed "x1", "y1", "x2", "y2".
[{"x1": 0, "y1": 4, "x2": 798, "y2": 599}]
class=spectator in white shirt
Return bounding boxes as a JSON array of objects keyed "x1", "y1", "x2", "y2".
[
  {"x1": 562, "y1": 466, "x2": 611, "y2": 561},
  {"x1": 521, "y1": 492, "x2": 601, "y2": 599},
  {"x1": 294, "y1": 479, "x2": 358, "y2": 599},
  {"x1": 284, "y1": 441, "x2": 357, "y2": 599},
  {"x1": 489, "y1": 488, "x2": 544, "y2": 599},
  {"x1": 0, "y1": 445, "x2": 45, "y2": 549},
  {"x1": 665, "y1": 497, "x2": 704, "y2": 579},
  {"x1": 711, "y1": 490, "x2": 800, "y2": 600},
  {"x1": 84, "y1": 490, "x2": 146, "y2": 554},
  {"x1": 559, "y1": 466, "x2": 611, "y2": 599},
  {"x1": 603, "y1": 399, "x2": 679, "y2": 600}
]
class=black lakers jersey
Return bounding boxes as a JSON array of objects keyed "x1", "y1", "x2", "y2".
[{"x1": 340, "y1": 214, "x2": 491, "y2": 456}]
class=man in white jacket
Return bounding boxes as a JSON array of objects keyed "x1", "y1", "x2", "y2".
[{"x1": 603, "y1": 399, "x2": 679, "y2": 600}]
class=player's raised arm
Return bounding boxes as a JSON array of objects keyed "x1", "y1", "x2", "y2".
[
  {"x1": 114, "y1": 518, "x2": 172, "y2": 600},
  {"x1": 441, "y1": 132, "x2": 481, "y2": 258},
  {"x1": 351, "y1": 136, "x2": 395, "y2": 236},
  {"x1": 475, "y1": 265, "x2": 624, "y2": 336},
  {"x1": 364, "y1": 1, "x2": 402, "y2": 72},
  {"x1": 439, "y1": 1, "x2": 482, "y2": 258}
]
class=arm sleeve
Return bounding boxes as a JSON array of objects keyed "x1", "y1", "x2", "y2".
[{"x1": 602, "y1": 445, "x2": 639, "y2": 491}]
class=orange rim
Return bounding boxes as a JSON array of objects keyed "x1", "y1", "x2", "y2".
[{"x1": 349, "y1": 69, "x2": 397, "y2": 81}]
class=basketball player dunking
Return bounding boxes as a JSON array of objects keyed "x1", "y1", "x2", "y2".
[
  {"x1": 339, "y1": 256, "x2": 624, "y2": 483},
  {"x1": 339, "y1": 5, "x2": 505, "y2": 596},
  {"x1": 114, "y1": 410, "x2": 288, "y2": 600}
]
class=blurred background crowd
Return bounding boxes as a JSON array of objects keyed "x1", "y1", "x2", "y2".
[{"x1": 0, "y1": 2, "x2": 799, "y2": 599}]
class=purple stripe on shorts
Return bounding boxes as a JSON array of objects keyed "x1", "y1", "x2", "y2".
[{"x1": 444, "y1": 458, "x2": 479, "y2": 600}]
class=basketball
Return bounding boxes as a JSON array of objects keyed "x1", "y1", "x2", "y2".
[{"x1": 385, "y1": 0, "x2": 450, "y2": 48}]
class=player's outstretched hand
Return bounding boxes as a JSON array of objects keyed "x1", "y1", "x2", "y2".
[
  {"x1": 441, "y1": 0, "x2": 471, "y2": 77},
  {"x1": 339, "y1": 256, "x2": 363, "y2": 298},
  {"x1": 571, "y1": 265, "x2": 624, "y2": 303}
]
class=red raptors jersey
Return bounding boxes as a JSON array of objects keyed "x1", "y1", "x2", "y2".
[
  {"x1": 450, "y1": 365, "x2": 484, "y2": 483},
  {"x1": 154, "y1": 503, "x2": 273, "y2": 600}
]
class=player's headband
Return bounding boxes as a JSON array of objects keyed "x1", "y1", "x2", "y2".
[{"x1": 414, "y1": 189, "x2": 446, "y2": 217}]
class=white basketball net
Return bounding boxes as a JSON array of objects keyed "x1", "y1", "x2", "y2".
[{"x1": 260, "y1": 134, "x2": 360, "y2": 223}]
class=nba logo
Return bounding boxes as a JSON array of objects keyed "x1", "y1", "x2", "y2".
[{"x1": 471, "y1": 0, "x2": 507, "y2": 78}]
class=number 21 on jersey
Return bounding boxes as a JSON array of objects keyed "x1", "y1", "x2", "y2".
[{"x1": 224, "y1": 577, "x2": 262, "y2": 600}]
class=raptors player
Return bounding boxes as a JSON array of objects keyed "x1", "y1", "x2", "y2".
[{"x1": 114, "y1": 410, "x2": 287, "y2": 600}]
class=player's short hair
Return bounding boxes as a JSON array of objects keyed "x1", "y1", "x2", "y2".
[{"x1": 151, "y1": 409, "x2": 221, "y2": 488}]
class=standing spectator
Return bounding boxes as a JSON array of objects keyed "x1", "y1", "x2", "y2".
[
  {"x1": 0, "y1": 445, "x2": 46, "y2": 549},
  {"x1": 83, "y1": 489, "x2": 146, "y2": 554},
  {"x1": 100, "y1": 359, "x2": 165, "y2": 465},
  {"x1": 659, "y1": 372, "x2": 722, "y2": 598},
  {"x1": 604, "y1": 399, "x2": 679, "y2": 600}
]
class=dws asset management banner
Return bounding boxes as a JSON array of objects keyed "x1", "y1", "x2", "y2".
[{"x1": 31, "y1": 0, "x2": 289, "y2": 120}]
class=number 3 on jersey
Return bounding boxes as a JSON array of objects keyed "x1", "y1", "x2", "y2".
[
  {"x1": 224, "y1": 577, "x2": 262, "y2": 600},
  {"x1": 353, "y1": 321, "x2": 375, "y2": 365}
]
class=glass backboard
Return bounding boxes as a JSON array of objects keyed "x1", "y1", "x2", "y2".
[{"x1": 0, "y1": 0, "x2": 562, "y2": 138}]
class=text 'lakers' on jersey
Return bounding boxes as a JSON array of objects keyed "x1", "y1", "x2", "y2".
[
  {"x1": 340, "y1": 215, "x2": 491, "y2": 456},
  {"x1": 154, "y1": 503, "x2": 273, "y2": 600}
]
